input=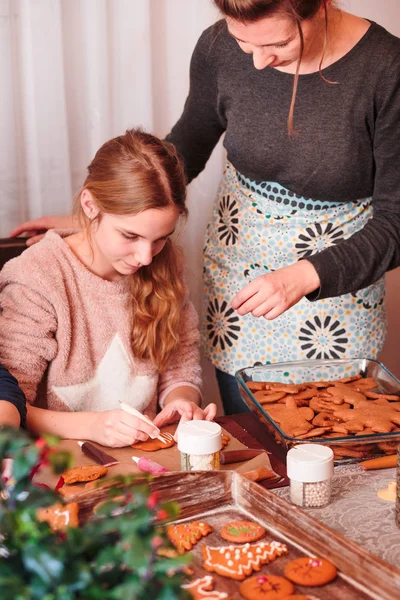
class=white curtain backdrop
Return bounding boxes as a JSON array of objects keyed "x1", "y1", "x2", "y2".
[
  {"x1": 0, "y1": 0, "x2": 225, "y2": 405},
  {"x1": 1, "y1": 0, "x2": 400, "y2": 408}
]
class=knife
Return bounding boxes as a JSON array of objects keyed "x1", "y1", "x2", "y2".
[
  {"x1": 220, "y1": 449, "x2": 266, "y2": 464},
  {"x1": 78, "y1": 441, "x2": 120, "y2": 467}
]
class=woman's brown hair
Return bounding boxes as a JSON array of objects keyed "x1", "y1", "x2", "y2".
[
  {"x1": 74, "y1": 128, "x2": 188, "y2": 371},
  {"x1": 214, "y1": 0, "x2": 333, "y2": 134}
]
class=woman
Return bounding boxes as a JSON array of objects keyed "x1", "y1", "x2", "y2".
[
  {"x1": 1, "y1": 129, "x2": 216, "y2": 445},
  {"x1": 10, "y1": 1, "x2": 400, "y2": 414}
]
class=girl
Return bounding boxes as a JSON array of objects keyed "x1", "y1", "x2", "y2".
[{"x1": 0, "y1": 129, "x2": 216, "y2": 446}]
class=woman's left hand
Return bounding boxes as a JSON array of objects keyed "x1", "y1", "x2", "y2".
[
  {"x1": 231, "y1": 260, "x2": 321, "y2": 320},
  {"x1": 153, "y1": 400, "x2": 217, "y2": 429}
]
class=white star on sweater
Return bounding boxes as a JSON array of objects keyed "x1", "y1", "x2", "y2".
[{"x1": 52, "y1": 333, "x2": 157, "y2": 412}]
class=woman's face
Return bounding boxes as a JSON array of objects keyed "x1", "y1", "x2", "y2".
[
  {"x1": 88, "y1": 205, "x2": 180, "y2": 281},
  {"x1": 227, "y1": 11, "x2": 321, "y2": 70}
]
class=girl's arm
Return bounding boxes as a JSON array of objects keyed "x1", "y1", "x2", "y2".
[
  {"x1": 27, "y1": 405, "x2": 160, "y2": 448},
  {"x1": 153, "y1": 385, "x2": 217, "y2": 429}
]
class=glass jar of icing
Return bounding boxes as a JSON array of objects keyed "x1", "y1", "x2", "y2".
[
  {"x1": 177, "y1": 420, "x2": 222, "y2": 471},
  {"x1": 287, "y1": 444, "x2": 334, "y2": 508}
]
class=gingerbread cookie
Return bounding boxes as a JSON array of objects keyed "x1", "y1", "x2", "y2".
[
  {"x1": 239, "y1": 575, "x2": 294, "y2": 599},
  {"x1": 220, "y1": 521, "x2": 265, "y2": 543},
  {"x1": 284, "y1": 557, "x2": 337, "y2": 587},
  {"x1": 283, "y1": 596, "x2": 320, "y2": 600},
  {"x1": 37, "y1": 502, "x2": 79, "y2": 531},
  {"x1": 182, "y1": 575, "x2": 231, "y2": 599},
  {"x1": 243, "y1": 466, "x2": 277, "y2": 482},
  {"x1": 266, "y1": 398, "x2": 314, "y2": 437},
  {"x1": 62, "y1": 464, "x2": 107, "y2": 484},
  {"x1": 167, "y1": 521, "x2": 213, "y2": 554},
  {"x1": 254, "y1": 390, "x2": 287, "y2": 404},
  {"x1": 132, "y1": 432, "x2": 175, "y2": 451},
  {"x1": 202, "y1": 540, "x2": 288, "y2": 580},
  {"x1": 221, "y1": 434, "x2": 230, "y2": 448},
  {"x1": 333, "y1": 399, "x2": 400, "y2": 433}
]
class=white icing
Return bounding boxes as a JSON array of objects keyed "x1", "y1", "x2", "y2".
[{"x1": 203, "y1": 541, "x2": 288, "y2": 577}]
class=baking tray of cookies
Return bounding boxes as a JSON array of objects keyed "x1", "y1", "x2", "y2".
[
  {"x1": 235, "y1": 358, "x2": 400, "y2": 461},
  {"x1": 71, "y1": 470, "x2": 400, "y2": 599}
]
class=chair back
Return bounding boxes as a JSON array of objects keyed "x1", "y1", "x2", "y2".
[{"x1": 0, "y1": 238, "x2": 27, "y2": 270}]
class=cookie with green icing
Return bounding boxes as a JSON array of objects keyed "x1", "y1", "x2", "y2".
[{"x1": 220, "y1": 520, "x2": 265, "y2": 543}]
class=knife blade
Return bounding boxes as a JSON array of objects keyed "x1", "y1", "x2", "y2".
[
  {"x1": 220, "y1": 449, "x2": 266, "y2": 464},
  {"x1": 78, "y1": 441, "x2": 120, "y2": 467}
]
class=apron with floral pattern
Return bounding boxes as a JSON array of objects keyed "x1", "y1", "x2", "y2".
[{"x1": 202, "y1": 162, "x2": 387, "y2": 375}]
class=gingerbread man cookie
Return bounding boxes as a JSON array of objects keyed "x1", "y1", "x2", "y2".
[
  {"x1": 239, "y1": 574, "x2": 294, "y2": 599},
  {"x1": 182, "y1": 575, "x2": 231, "y2": 599},
  {"x1": 333, "y1": 399, "x2": 400, "y2": 433},
  {"x1": 284, "y1": 557, "x2": 337, "y2": 587},
  {"x1": 202, "y1": 540, "x2": 288, "y2": 580},
  {"x1": 37, "y1": 502, "x2": 79, "y2": 531},
  {"x1": 167, "y1": 521, "x2": 213, "y2": 554},
  {"x1": 266, "y1": 398, "x2": 314, "y2": 437}
]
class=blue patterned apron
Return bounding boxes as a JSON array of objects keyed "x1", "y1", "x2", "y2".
[{"x1": 202, "y1": 162, "x2": 387, "y2": 375}]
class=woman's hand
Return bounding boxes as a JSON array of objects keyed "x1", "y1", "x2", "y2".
[
  {"x1": 90, "y1": 409, "x2": 161, "y2": 448},
  {"x1": 9, "y1": 215, "x2": 76, "y2": 246},
  {"x1": 153, "y1": 400, "x2": 217, "y2": 429},
  {"x1": 231, "y1": 260, "x2": 321, "y2": 320}
]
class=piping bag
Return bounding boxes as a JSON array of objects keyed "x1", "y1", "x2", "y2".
[
  {"x1": 78, "y1": 441, "x2": 120, "y2": 467},
  {"x1": 132, "y1": 456, "x2": 169, "y2": 474}
]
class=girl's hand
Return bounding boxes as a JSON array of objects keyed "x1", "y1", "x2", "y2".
[
  {"x1": 8, "y1": 215, "x2": 76, "y2": 246},
  {"x1": 153, "y1": 400, "x2": 217, "y2": 429},
  {"x1": 91, "y1": 409, "x2": 160, "y2": 448},
  {"x1": 231, "y1": 260, "x2": 321, "y2": 320}
]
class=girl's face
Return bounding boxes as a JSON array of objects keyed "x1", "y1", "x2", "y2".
[
  {"x1": 87, "y1": 203, "x2": 180, "y2": 282},
  {"x1": 227, "y1": 11, "x2": 321, "y2": 71}
]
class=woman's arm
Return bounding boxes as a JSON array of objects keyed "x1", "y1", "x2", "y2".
[
  {"x1": 166, "y1": 24, "x2": 226, "y2": 182},
  {"x1": 8, "y1": 215, "x2": 78, "y2": 246},
  {"x1": 0, "y1": 364, "x2": 27, "y2": 427},
  {"x1": 304, "y1": 52, "x2": 400, "y2": 300},
  {"x1": 0, "y1": 401, "x2": 21, "y2": 428}
]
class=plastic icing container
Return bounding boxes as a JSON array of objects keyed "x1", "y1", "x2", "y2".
[
  {"x1": 177, "y1": 420, "x2": 222, "y2": 471},
  {"x1": 287, "y1": 444, "x2": 334, "y2": 508}
]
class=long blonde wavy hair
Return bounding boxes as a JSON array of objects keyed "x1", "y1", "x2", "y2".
[
  {"x1": 73, "y1": 128, "x2": 188, "y2": 372},
  {"x1": 214, "y1": 0, "x2": 335, "y2": 134}
]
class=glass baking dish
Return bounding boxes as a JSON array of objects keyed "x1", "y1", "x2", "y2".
[{"x1": 235, "y1": 358, "x2": 400, "y2": 461}]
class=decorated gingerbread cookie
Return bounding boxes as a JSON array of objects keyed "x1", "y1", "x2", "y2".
[
  {"x1": 36, "y1": 502, "x2": 79, "y2": 531},
  {"x1": 202, "y1": 540, "x2": 288, "y2": 580},
  {"x1": 182, "y1": 575, "x2": 231, "y2": 599},
  {"x1": 220, "y1": 521, "x2": 265, "y2": 543},
  {"x1": 132, "y1": 432, "x2": 175, "y2": 451},
  {"x1": 284, "y1": 557, "x2": 337, "y2": 587},
  {"x1": 62, "y1": 464, "x2": 107, "y2": 484},
  {"x1": 239, "y1": 574, "x2": 294, "y2": 599},
  {"x1": 167, "y1": 521, "x2": 213, "y2": 554}
]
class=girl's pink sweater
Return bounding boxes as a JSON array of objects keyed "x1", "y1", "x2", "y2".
[{"x1": 0, "y1": 231, "x2": 202, "y2": 418}]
